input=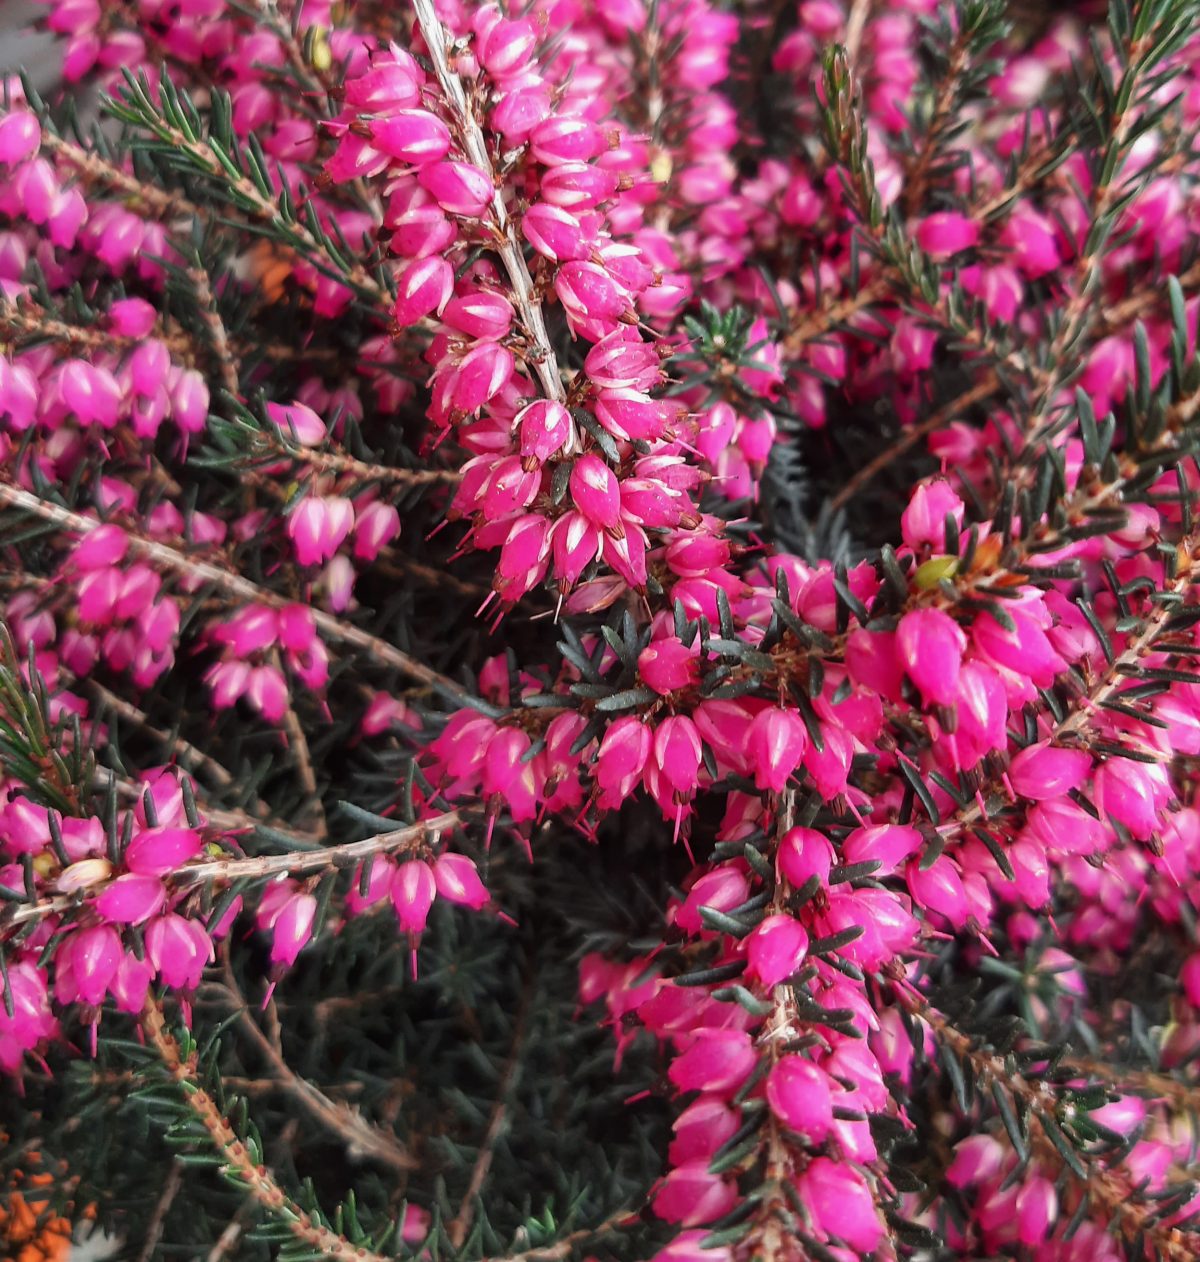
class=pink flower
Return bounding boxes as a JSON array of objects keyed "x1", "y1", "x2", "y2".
[
  {"x1": 652, "y1": 1163, "x2": 737, "y2": 1226},
  {"x1": 0, "y1": 110, "x2": 40, "y2": 166},
  {"x1": 916, "y1": 211, "x2": 979, "y2": 257},
  {"x1": 901, "y1": 479, "x2": 964, "y2": 553},
  {"x1": 745, "y1": 914, "x2": 809, "y2": 987},
  {"x1": 796, "y1": 1158, "x2": 883, "y2": 1253},
  {"x1": 668, "y1": 1028, "x2": 756, "y2": 1095},
  {"x1": 1008, "y1": 742, "x2": 1091, "y2": 800},
  {"x1": 596, "y1": 716, "x2": 651, "y2": 806},
  {"x1": 124, "y1": 826, "x2": 203, "y2": 877},
  {"x1": 269, "y1": 891, "x2": 318, "y2": 966},
  {"x1": 391, "y1": 860, "x2": 437, "y2": 932},
  {"x1": 747, "y1": 707, "x2": 807, "y2": 793},
  {"x1": 432, "y1": 853, "x2": 490, "y2": 909},
  {"x1": 765, "y1": 1055, "x2": 833, "y2": 1141},
  {"x1": 146, "y1": 913, "x2": 213, "y2": 990},
  {"x1": 268, "y1": 400, "x2": 326, "y2": 446},
  {"x1": 669, "y1": 1095, "x2": 740, "y2": 1165},
  {"x1": 370, "y1": 111, "x2": 452, "y2": 164},
  {"x1": 61, "y1": 924, "x2": 121, "y2": 1006},
  {"x1": 777, "y1": 827, "x2": 835, "y2": 888},
  {"x1": 288, "y1": 496, "x2": 354, "y2": 567},
  {"x1": 639, "y1": 638, "x2": 699, "y2": 694},
  {"x1": 896, "y1": 607, "x2": 966, "y2": 708},
  {"x1": 570, "y1": 454, "x2": 622, "y2": 532},
  {"x1": 394, "y1": 256, "x2": 454, "y2": 326}
]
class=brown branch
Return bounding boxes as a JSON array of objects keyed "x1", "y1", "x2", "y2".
[
  {"x1": 901, "y1": 25, "x2": 972, "y2": 218},
  {"x1": 187, "y1": 262, "x2": 241, "y2": 399},
  {"x1": 179, "y1": 808, "x2": 466, "y2": 885},
  {"x1": 448, "y1": 975, "x2": 534, "y2": 1247},
  {"x1": 829, "y1": 374, "x2": 999, "y2": 511},
  {"x1": 142, "y1": 997, "x2": 395, "y2": 1262},
  {"x1": 136, "y1": 1161, "x2": 184, "y2": 1262},
  {"x1": 37, "y1": 128, "x2": 204, "y2": 224},
  {"x1": 268, "y1": 647, "x2": 326, "y2": 836},
  {"x1": 218, "y1": 960, "x2": 415, "y2": 1173},
  {"x1": 0, "y1": 481, "x2": 469, "y2": 700}
]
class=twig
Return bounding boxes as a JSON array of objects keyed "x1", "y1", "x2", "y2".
[
  {"x1": 179, "y1": 808, "x2": 467, "y2": 884},
  {"x1": 205, "y1": 1200, "x2": 253, "y2": 1262},
  {"x1": 37, "y1": 128, "x2": 204, "y2": 224},
  {"x1": 448, "y1": 974, "x2": 534, "y2": 1246},
  {"x1": 186, "y1": 260, "x2": 240, "y2": 399},
  {"x1": 219, "y1": 961, "x2": 415, "y2": 1173},
  {"x1": 829, "y1": 375, "x2": 998, "y2": 510},
  {"x1": 0, "y1": 481, "x2": 469, "y2": 700},
  {"x1": 136, "y1": 1161, "x2": 184, "y2": 1262},
  {"x1": 283, "y1": 445, "x2": 463, "y2": 486},
  {"x1": 142, "y1": 997, "x2": 394, "y2": 1262},
  {"x1": 268, "y1": 647, "x2": 327, "y2": 836},
  {"x1": 842, "y1": 0, "x2": 872, "y2": 69}
]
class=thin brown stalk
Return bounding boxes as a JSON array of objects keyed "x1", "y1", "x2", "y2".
[
  {"x1": 218, "y1": 961, "x2": 415, "y2": 1173},
  {"x1": 37, "y1": 128, "x2": 204, "y2": 224},
  {"x1": 136, "y1": 1161, "x2": 184, "y2": 1262},
  {"x1": 142, "y1": 998, "x2": 393, "y2": 1262},
  {"x1": 178, "y1": 809, "x2": 466, "y2": 884},
  {"x1": 187, "y1": 262, "x2": 241, "y2": 399},
  {"x1": 829, "y1": 374, "x2": 999, "y2": 511},
  {"x1": 268, "y1": 647, "x2": 327, "y2": 836},
  {"x1": 449, "y1": 977, "x2": 534, "y2": 1247},
  {"x1": 0, "y1": 481, "x2": 468, "y2": 699}
]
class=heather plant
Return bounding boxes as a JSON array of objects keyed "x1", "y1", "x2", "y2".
[{"x1": 3, "y1": 0, "x2": 1200, "y2": 1258}]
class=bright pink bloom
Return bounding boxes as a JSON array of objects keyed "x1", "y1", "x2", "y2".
[
  {"x1": 1008, "y1": 742, "x2": 1091, "y2": 800},
  {"x1": 901, "y1": 479, "x2": 964, "y2": 552},
  {"x1": 745, "y1": 914, "x2": 809, "y2": 987},
  {"x1": 765, "y1": 1055, "x2": 833, "y2": 1141},
  {"x1": 432, "y1": 853, "x2": 490, "y2": 909},
  {"x1": 916, "y1": 211, "x2": 979, "y2": 257},
  {"x1": 796, "y1": 1158, "x2": 883, "y2": 1253},
  {"x1": 392, "y1": 861, "x2": 437, "y2": 933},
  {"x1": 896, "y1": 607, "x2": 966, "y2": 708},
  {"x1": 747, "y1": 707, "x2": 807, "y2": 793},
  {"x1": 652, "y1": 1163, "x2": 737, "y2": 1227},
  {"x1": 668, "y1": 1028, "x2": 756, "y2": 1094}
]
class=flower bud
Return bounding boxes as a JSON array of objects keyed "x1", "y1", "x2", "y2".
[
  {"x1": 901, "y1": 478, "x2": 964, "y2": 552},
  {"x1": 916, "y1": 211, "x2": 979, "y2": 257},
  {"x1": 896, "y1": 607, "x2": 966, "y2": 708},
  {"x1": 394, "y1": 256, "x2": 454, "y2": 326},
  {"x1": 745, "y1": 914, "x2": 809, "y2": 987},
  {"x1": 370, "y1": 110, "x2": 452, "y2": 164},
  {"x1": 270, "y1": 891, "x2": 317, "y2": 966},
  {"x1": 433, "y1": 853, "x2": 490, "y2": 909},
  {"x1": 1008, "y1": 741, "x2": 1091, "y2": 801},
  {"x1": 652, "y1": 1163, "x2": 737, "y2": 1227},
  {"x1": 391, "y1": 860, "x2": 437, "y2": 933},
  {"x1": 746, "y1": 707, "x2": 808, "y2": 793},
  {"x1": 777, "y1": 827, "x2": 834, "y2": 888},
  {"x1": 570, "y1": 454, "x2": 622, "y2": 532},
  {"x1": 796, "y1": 1159, "x2": 883, "y2": 1254},
  {"x1": 766, "y1": 1055, "x2": 833, "y2": 1140}
]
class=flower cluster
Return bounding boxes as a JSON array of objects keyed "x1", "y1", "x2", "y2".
[{"x1": 3, "y1": 0, "x2": 1200, "y2": 1257}]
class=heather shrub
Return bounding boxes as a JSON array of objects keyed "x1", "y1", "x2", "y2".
[{"x1": 3, "y1": 0, "x2": 1200, "y2": 1258}]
